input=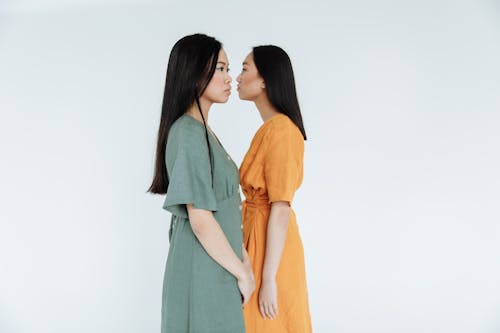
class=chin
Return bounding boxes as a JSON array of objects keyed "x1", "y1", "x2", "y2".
[{"x1": 216, "y1": 96, "x2": 230, "y2": 103}]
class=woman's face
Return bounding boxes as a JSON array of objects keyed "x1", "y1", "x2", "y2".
[
  {"x1": 236, "y1": 52, "x2": 265, "y2": 101},
  {"x1": 202, "y1": 49, "x2": 232, "y2": 103}
]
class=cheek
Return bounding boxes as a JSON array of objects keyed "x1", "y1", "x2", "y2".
[
  {"x1": 216, "y1": 72, "x2": 226, "y2": 85},
  {"x1": 206, "y1": 73, "x2": 224, "y2": 92},
  {"x1": 240, "y1": 76, "x2": 263, "y2": 99},
  {"x1": 202, "y1": 73, "x2": 228, "y2": 101},
  {"x1": 247, "y1": 77, "x2": 262, "y2": 92},
  {"x1": 243, "y1": 73, "x2": 253, "y2": 85}
]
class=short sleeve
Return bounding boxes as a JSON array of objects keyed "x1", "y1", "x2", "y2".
[
  {"x1": 162, "y1": 130, "x2": 217, "y2": 218},
  {"x1": 264, "y1": 123, "x2": 304, "y2": 204}
]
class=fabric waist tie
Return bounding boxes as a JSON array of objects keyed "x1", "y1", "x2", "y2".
[{"x1": 244, "y1": 196, "x2": 269, "y2": 208}]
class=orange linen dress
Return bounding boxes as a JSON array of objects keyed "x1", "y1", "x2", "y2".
[{"x1": 240, "y1": 113, "x2": 312, "y2": 333}]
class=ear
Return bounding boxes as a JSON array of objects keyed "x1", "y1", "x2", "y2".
[{"x1": 261, "y1": 80, "x2": 266, "y2": 89}]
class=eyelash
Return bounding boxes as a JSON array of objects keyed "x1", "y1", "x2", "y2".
[{"x1": 217, "y1": 67, "x2": 230, "y2": 72}]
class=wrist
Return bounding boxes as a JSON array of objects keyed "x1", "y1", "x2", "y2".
[
  {"x1": 262, "y1": 272, "x2": 276, "y2": 283},
  {"x1": 235, "y1": 263, "x2": 246, "y2": 281}
]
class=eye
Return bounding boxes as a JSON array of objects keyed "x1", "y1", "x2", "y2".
[
  {"x1": 227, "y1": 68, "x2": 230, "y2": 73},
  {"x1": 217, "y1": 67, "x2": 224, "y2": 72}
]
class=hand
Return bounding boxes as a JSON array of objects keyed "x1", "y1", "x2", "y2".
[
  {"x1": 237, "y1": 246, "x2": 255, "y2": 306},
  {"x1": 259, "y1": 278, "x2": 278, "y2": 320}
]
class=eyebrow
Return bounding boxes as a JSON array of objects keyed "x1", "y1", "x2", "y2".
[
  {"x1": 242, "y1": 62, "x2": 248, "y2": 65},
  {"x1": 217, "y1": 61, "x2": 228, "y2": 66}
]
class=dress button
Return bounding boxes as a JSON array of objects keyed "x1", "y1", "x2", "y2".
[
  {"x1": 238, "y1": 205, "x2": 242, "y2": 210},
  {"x1": 241, "y1": 224, "x2": 243, "y2": 230},
  {"x1": 227, "y1": 155, "x2": 231, "y2": 160}
]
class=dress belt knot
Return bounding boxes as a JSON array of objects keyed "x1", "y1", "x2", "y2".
[{"x1": 244, "y1": 195, "x2": 269, "y2": 208}]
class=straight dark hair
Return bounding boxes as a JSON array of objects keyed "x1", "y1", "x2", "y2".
[
  {"x1": 253, "y1": 45, "x2": 307, "y2": 140},
  {"x1": 148, "y1": 34, "x2": 221, "y2": 194}
]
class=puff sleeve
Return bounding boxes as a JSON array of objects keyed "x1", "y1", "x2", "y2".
[{"x1": 264, "y1": 122, "x2": 304, "y2": 204}]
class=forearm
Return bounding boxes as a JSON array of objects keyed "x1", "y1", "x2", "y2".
[
  {"x1": 187, "y1": 205, "x2": 245, "y2": 279},
  {"x1": 262, "y1": 202, "x2": 291, "y2": 281}
]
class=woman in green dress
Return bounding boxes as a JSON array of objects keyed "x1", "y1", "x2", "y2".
[{"x1": 148, "y1": 34, "x2": 255, "y2": 333}]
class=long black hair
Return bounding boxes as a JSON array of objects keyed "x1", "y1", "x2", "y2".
[
  {"x1": 148, "y1": 34, "x2": 221, "y2": 194},
  {"x1": 253, "y1": 45, "x2": 307, "y2": 140}
]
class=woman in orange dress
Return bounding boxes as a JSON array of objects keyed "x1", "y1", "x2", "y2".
[{"x1": 236, "y1": 45, "x2": 312, "y2": 332}]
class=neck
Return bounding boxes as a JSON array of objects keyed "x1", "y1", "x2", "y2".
[
  {"x1": 254, "y1": 94, "x2": 280, "y2": 122},
  {"x1": 186, "y1": 97, "x2": 212, "y2": 124}
]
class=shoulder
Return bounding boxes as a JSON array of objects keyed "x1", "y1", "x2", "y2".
[
  {"x1": 264, "y1": 113, "x2": 303, "y2": 144},
  {"x1": 168, "y1": 115, "x2": 209, "y2": 151},
  {"x1": 170, "y1": 115, "x2": 206, "y2": 137}
]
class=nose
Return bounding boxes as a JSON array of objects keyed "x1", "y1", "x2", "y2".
[
  {"x1": 236, "y1": 74, "x2": 241, "y2": 83},
  {"x1": 225, "y1": 73, "x2": 232, "y2": 84}
]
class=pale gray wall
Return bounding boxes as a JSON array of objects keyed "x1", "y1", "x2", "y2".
[{"x1": 1, "y1": 1, "x2": 499, "y2": 332}]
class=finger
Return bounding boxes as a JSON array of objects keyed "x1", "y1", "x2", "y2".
[
  {"x1": 262, "y1": 303, "x2": 267, "y2": 319},
  {"x1": 270, "y1": 302, "x2": 278, "y2": 319},
  {"x1": 259, "y1": 303, "x2": 267, "y2": 319},
  {"x1": 265, "y1": 303, "x2": 273, "y2": 319},
  {"x1": 267, "y1": 303, "x2": 275, "y2": 320}
]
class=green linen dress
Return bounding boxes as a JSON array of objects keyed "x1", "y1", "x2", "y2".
[{"x1": 160, "y1": 114, "x2": 245, "y2": 333}]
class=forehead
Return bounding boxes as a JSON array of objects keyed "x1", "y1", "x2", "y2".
[
  {"x1": 243, "y1": 52, "x2": 254, "y2": 65},
  {"x1": 217, "y1": 49, "x2": 228, "y2": 63}
]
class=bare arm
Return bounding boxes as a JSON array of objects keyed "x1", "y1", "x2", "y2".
[
  {"x1": 187, "y1": 204, "x2": 245, "y2": 278},
  {"x1": 257, "y1": 201, "x2": 291, "y2": 319},
  {"x1": 262, "y1": 201, "x2": 291, "y2": 282},
  {"x1": 187, "y1": 204, "x2": 255, "y2": 304}
]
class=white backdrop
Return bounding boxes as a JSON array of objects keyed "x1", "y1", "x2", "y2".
[{"x1": 1, "y1": 1, "x2": 499, "y2": 332}]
